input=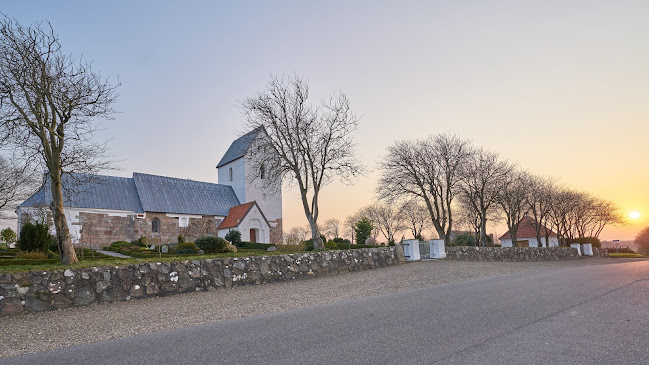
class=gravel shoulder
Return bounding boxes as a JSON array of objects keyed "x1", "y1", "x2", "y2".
[{"x1": 0, "y1": 257, "x2": 642, "y2": 358}]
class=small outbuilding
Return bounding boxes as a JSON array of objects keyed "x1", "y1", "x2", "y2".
[{"x1": 499, "y1": 216, "x2": 559, "y2": 248}]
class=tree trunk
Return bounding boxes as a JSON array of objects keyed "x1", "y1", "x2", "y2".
[
  {"x1": 480, "y1": 214, "x2": 488, "y2": 247},
  {"x1": 50, "y1": 173, "x2": 78, "y2": 264},
  {"x1": 308, "y1": 219, "x2": 324, "y2": 251}
]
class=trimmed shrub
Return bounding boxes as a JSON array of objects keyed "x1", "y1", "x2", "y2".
[
  {"x1": 0, "y1": 258, "x2": 58, "y2": 266},
  {"x1": 178, "y1": 235, "x2": 186, "y2": 244},
  {"x1": 336, "y1": 241, "x2": 351, "y2": 249},
  {"x1": 110, "y1": 240, "x2": 131, "y2": 248},
  {"x1": 172, "y1": 242, "x2": 200, "y2": 255},
  {"x1": 275, "y1": 243, "x2": 305, "y2": 253},
  {"x1": 195, "y1": 235, "x2": 228, "y2": 253},
  {"x1": 239, "y1": 241, "x2": 274, "y2": 250},
  {"x1": 17, "y1": 250, "x2": 47, "y2": 259},
  {"x1": 17, "y1": 222, "x2": 51, "y2": 253},
  {"x1": 225, "y1": 230, "x2": 242, "y2": 246}
]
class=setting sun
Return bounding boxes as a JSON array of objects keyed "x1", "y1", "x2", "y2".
[{"x1": 630, "y1": 211, "x2": 641, "y2": 220}]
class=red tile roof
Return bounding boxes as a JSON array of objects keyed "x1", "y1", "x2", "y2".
[
  {"x1": 217, "y1": 202, "x2": 256, "y2": 229},
  {"x1": 500, "y1": 216, "x2": 557, "y2": 240}
]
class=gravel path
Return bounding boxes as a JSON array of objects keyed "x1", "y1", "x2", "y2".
[{"x1": 0, "y1": 257, "x2": 640, "y2": 358}]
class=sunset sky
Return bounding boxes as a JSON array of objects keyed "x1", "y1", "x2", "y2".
[{"x1": 2, "y1": 1, "x2": 647, "y2": 241}]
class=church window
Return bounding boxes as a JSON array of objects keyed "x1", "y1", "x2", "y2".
[
  {"x1": 262, "y1": 193, "x2": 267, "y2": 202},
  {"x1": 152, "y1": 218, "x2": 160, "y2": 233},
  {"x1": 229, "y1": 167, "x2": 233, "y2": 181},
  {"x1": 260, "y1": 165, "x2": 265, "y2": 179},
  {"x1": 179, "y1": 217, "x2": 189, "y2": 228}
]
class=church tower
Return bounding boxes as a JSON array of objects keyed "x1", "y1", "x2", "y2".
[{"x1": 216, "y1": 128, "x2": 283, "y2": 243}]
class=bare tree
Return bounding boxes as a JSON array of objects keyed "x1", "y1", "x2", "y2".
[
  {"x1": 635, "y1": 226, "x2": 649, "y2": 255},
  {"x1": 364, "y1": 203, "x2": 404, "y2": 244},
  {"x1": 496, "y1": 169, "x2": 531, "y2": 247},
  {"x1": 241, "y1": 75, "x2": 361, "y2": 251},
  {"x1": 548, "y1": 187, "x2": 624, "y2": 242},
  {"x1": 378, "y1": 134, "x2": 472, "y2": 245},
  {"x1": 180, "y1": 218, "x2": 218, "y2": 242},
  {"x1": 527, "y1": 174, "x2": 556, "y2": 247},
  {"x1": 0, "y1": 17, "x2": 118, "y2": 264},
  {"x1": 400, "y1": 199, "x2": 430, "y2": 240},
  {"x1": 459, "y1": 148, "x2": 512, "y2": 246},
  {"x1": 322, "y1": 218, "x2": 341, "y2": 240},
  {"x1": 0, "y1": 154, "x2": 38, "y2": 218},
  {"x1": 343, "y1": 214, "x2": 360, "y2": 244},
  {"x1": 283, "y1": 225, "x2": 310, "y2": 245}
]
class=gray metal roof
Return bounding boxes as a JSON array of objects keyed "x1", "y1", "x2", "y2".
[
  {"x1": 19, "y1": 172, "x2": 241, "y2": 217},
  {"x1": 19, "y1": 174, "x2": 144, "y2": 212},
  {"x1": 216, "y1": 128, "x2": 263, "y2": 168},
  {"x1": 133, "y1": 173, "x2": 240, "y2": 216}
]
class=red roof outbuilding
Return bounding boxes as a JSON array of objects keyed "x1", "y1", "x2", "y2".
[{"x1": 499, "y1": 216, "x2": 557, "y2": 240}]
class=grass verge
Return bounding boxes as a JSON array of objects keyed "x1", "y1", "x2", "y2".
[{"x1": 608, "y1": 252, "x2": 648, "y2": 258}]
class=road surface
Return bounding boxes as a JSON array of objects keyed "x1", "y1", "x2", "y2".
[{"x1": 2, "y1": 260, "x2": 648, "y2": 364}]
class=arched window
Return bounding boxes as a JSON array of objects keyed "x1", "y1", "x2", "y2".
[
  {"x1": 152, "y1": 218, "x2": 160, "y2": 233},
  {"x1": 229, "y1": 167, "x2": 233, "y2": 181},
  {"x1": 260, "y1": 165, "x2": 265, "y2": 179}
]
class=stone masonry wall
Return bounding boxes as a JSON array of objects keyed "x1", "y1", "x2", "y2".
[
  {"x1": 0, "y1": 247, "x2": 402, "y2": 316},
  {"x1": 445, "y1": 247, "x2": 584, "y2": 261},
  {"x1": 78, "y1": 212, "x2": 136, "y2": 246}
]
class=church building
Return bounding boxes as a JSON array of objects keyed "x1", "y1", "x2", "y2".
[{"x1": 16, "y1": 128, "x2": 282, "y2": 246}]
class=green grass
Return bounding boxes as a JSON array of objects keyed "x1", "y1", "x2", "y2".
[
  {"x1": 608, "y1": 252, "x2": 648, "y2": 258},
  {"x1": 0, "y1": 248, "x2": 288, "y2": 273}
]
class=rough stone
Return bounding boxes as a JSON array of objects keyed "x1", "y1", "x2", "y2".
[
  {"x1": 0, "y1": 297, "x2": 24, "y2": 316},
  {"x1": 267, "y1": 246, "x2": 277, "y2": 252},
  {"x1": 73, "y1": 287, "x2": 96, "y2": 306}
]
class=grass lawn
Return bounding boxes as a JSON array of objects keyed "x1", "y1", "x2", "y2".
[
  {"x1": 0, "y1": 248, "x2": 288, "y2": 274},
  {"x1": 608, "y1": 252, "x2": 648, "y2": 258}
]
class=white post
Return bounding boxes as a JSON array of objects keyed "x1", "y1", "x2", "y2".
[
  {"x1": 430, "y1": 239, "x2": 446, "y2": 259},
  {"x1": 402, "y1": 239, "x2": 420, "y2": 261},
  {"x1": 582, "y1": 243, "x2": 593, "y2": 256},
  {"x1": 570, "y1": 243, "x2": 582, "y2": 256}
]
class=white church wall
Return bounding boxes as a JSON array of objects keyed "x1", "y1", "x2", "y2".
[{"x1": 217, "y1": 158, "x2": 246, "y2": 204}]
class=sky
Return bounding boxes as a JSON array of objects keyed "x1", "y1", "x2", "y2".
[{"x1": 1, "y1": 1, "x2": 648, "y2": 241}]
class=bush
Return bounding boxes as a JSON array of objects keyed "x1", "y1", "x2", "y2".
[
  {"x1": 195, "y1": 235, "x2": 228, "y2": 253},
  {"x1": 178, "y1": 235, "x2": 186, "y2": 244},
  {"x1": 225, "y1": 230, "x2": 242, "y2": 246},
  {"x1": 354, "y1": 218, "x2": 373, "y2": 247},
  {"x1": 566, "y1": 237, "x2": 602, "y2": 248},
  {"x1": 452, "y1": 233, "x2": 477, "y2": 247},
  {"x1": 325, "y1": 240, "x2": 338, "y2": 249},
  {"x1": 172, "y1": 242, "x2": 200, "y2": 255},
  {"x1": 1, "y1": 227, "x2": 17, "y2": 247},
  {"x1": 17, "y1": 222, "x2": 51, "y2": 253}
]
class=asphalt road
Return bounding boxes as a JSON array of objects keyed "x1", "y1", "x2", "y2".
[{"x1": 3, "y1": 260, "x2": 648, "y2": 364}]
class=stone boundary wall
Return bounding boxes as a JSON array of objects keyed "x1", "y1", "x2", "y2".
[
  {"x1": 0, "y1": 247, "x2": 402, "y2": 316},
  {"x1": 592, "y1": 247, "x2": 609, "y2": 257},
  {"x1": 445, "y1": 246, "x2": 601, "y2": 261}
]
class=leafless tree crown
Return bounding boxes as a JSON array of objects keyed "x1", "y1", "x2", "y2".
[{"x1": 240, "y1": 75, "x2": 361, "y2": 250}]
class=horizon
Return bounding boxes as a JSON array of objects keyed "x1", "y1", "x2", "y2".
[{"x1": 1, "y1": 1, "x2": 647, "y2": 242}]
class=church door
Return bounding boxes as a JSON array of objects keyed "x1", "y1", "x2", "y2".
[{"x1": 250, "y1": 229, "x2": 257, "y2": 243}]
